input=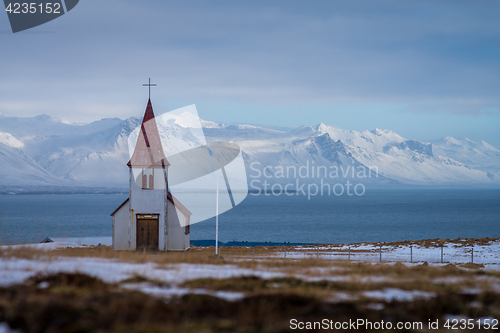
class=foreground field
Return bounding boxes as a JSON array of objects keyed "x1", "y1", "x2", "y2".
[{"x1": 0, "y1": 238, "x2": 499, "y2": 332}]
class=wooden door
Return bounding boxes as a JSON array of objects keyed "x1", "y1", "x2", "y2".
[
  {"x1": 137, "y1": 218, "x2": 148, "y2": 249},
  {"x1": 136, "y1": 215, "x2": 159, "y2": 250},
  {"x1": 147, "y1": 219, "x2": 159, "y2": 249}
]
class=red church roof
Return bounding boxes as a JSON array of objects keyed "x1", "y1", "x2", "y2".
[{"x1": 127, "y1": 99, "x2": 170, "y2": 168}]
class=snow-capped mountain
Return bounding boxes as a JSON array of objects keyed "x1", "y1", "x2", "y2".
[
  {"x1": 0, "y1": 132, "x2": 24, "y2": 148},
  {"x1": 0, "y1": 114, "x2": 137, "y2": 186},
  {"x1": 0, "y1": 141, "x2": 63, "y2": 186},
  {"x1": 37, "y1": 118, "x2": 140, "y2": 186},
  {"x1": 432, "y1": 137, "x2": 500, "y2": 180},
  {"x1": 204, "y1": 123, "x2": 497, "y2": 186},
  {"x1": 0, "y1": 112, "x2": 498, "y2": 188}
]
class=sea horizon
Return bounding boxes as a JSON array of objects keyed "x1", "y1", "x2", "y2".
[{"x1": 1, "y1": 188, "x2": 499, "y2": 246}]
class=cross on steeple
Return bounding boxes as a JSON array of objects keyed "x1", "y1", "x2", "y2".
[{"x1": 142, "y1": 78, "x2": 157, "y2": 99}]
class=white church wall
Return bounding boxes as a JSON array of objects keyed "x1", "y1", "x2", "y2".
[
  {"x1": 130, "y1": 172, "x2": 167, "y2": 250},
  {"x1": 130, "y1": 182, "x2": 165, "y2": 212},
  {"x1": 167, "y1": 200, "x2": 189, "y2": 251},
  {"x1": 112, "y1": 203, "x2": 131, "y2": 250},
  {"x1": 125, "y1": 169, "x2": 190, "y2": 251}
]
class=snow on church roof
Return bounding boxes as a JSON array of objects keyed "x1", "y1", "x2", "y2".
[{"x1": 127, "y1": 99, "x2": 170, "y2": 168}]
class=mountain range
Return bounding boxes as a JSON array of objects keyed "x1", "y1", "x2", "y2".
[{"x1": 0, "y1": 112, "x2": 499, "y2": 189}]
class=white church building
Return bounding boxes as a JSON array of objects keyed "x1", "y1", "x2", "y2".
[{"x1": 111, "y1": 98, "x2": 191, "y2": 251}]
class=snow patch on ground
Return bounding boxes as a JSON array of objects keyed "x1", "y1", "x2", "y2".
[
  {"x1": 51, "y1": 237, "x2": 112, "y2": 246},
  {"x1": 122, "y1": 283, "x2": 245, "y2": 302},
  {"x1": 281, "y1": 241, "x2": 500, "y2": 265},
  {"x1": 1, "y1": 242, "x2": 83, "y2": 251},
  {"x1": 0, "y1": 257, "x2": 284, "y2": 287},
  {"x1": 363, "y1": 288, "x2": 436, "y2": 302}
]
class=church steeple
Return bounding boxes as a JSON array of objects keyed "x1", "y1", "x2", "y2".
[
  {"x1": 142, "y1": 99, "x2": 155, "y2": 123},
  {"x1": 127, "y1": 98, "x2": 170, "y2": 168}
]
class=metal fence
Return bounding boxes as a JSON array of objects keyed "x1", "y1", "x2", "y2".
[{"x1": 218, "y1": 244, "x2": 497, "y2": 265}]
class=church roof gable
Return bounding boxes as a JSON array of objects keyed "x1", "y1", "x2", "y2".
[
  {"x1": 168, "y1": 192, "x2": 193, "y2": 216},
  {"x1": 110, "y1": 198, "x2": 129, "y2": 216},
  {"x1": 127, "y1": 99, "x2": 170, "y2": 168}
]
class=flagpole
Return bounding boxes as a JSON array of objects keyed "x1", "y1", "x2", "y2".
[{"x1": 216, "y1": 171, "x2": 219, "y2": 256}]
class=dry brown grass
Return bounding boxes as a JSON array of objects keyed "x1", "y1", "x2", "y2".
[
  {"x1": 0, "y1": 245, "x2": 228, "y2": 265},
  {"x1": 2, "y1": 239, "x2": 499, "y2": 277},
  {"x1": 1, "y1": 271, "x2": 498, "y2": 333},
  {"x1": 5, "y1": 243, "x2": 499, "y2": 298},
  {"x1": 1, "y1": 238, "x2": 499, "y2": 332},
  {"x1": 2, "y1": 235, "x2": 498, "y2": 263},
  {"x1": 181, "y1": 261, "x2": 499, "y2": 295}
]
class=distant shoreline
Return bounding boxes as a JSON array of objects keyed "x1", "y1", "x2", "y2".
[
  {"x1": 4, "y1": 236, "x2": 498, "y2": 248},
  {"x1": 0, "y1": 186, "x2": 128, "y2": 195},
  {"x1": 2, "y1": 186, "x2": 500, "y2": 195}
]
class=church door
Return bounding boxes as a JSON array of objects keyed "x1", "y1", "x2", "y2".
[{"x1": 136, "y1": 215, "x2": 159, "y2": 250}]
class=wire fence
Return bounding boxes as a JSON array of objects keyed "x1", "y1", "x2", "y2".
[{"x1": 216, "y1": 244, "x2": 497, "y2": 265}]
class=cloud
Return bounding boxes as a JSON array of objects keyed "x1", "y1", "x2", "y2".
[{"x1": 0, "y1": 0, "x2": 499, "y2": 123}]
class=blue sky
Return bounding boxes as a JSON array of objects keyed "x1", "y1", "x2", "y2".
[{"x1": 1, "y1": 0, "x2": 499, "y2": 145}]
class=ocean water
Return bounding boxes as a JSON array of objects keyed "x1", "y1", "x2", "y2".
[
  {"x1": 0, "y1": 189, "x2": 499, "y2": 245},
  {"x1": 0, "y1": 194, "x2": 127, "y2": 245}
]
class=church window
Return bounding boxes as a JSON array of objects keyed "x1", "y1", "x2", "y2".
[
  {"x1": 149, "y1": 174, "x2": 154, "y2": 189},
  {"x1": 142, "y1": 171, "x2": 147, "y2": 189},
  {"x1": 142, "y1": 168, "x2": 154, "y2": 190}
]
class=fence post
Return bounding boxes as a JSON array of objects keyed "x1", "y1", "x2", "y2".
[
  {"x1": 284, "y1": 246, "x2": 287, "y2": 259},
  {"x1": 317, "y1": 247, "x2": 319, "y2": 259},
  {"x1": 410, "y1": 245, "x2": 413, "y2": 263},
  {"x1": 253, "y1": 247, "x2": 255, "y2": 258},
  {"x1": 441, "y1": 246, "x2": 443, "y2": 263},
  {"x1": 348, "y1": 247, "x2": 351, "y2": 262},
  {"x1": 471, "y1": 246, "x2": 474, "y2": 264},
  {"x1": 379, "y1": 246, "x2": 382, "y2": 263}
]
